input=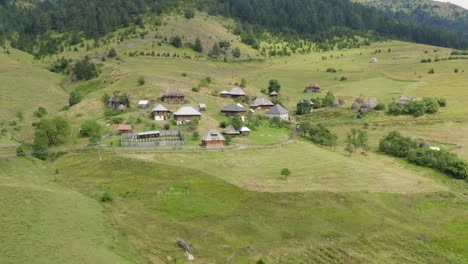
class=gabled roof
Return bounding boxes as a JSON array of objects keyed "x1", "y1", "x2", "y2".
[
  {"x1": 198, "y1": 103, "x2": 206, "y2": 108},
  {"x1": 117, "y1": 124, "x2": 133, "y2": 130},
  {"x1": 163, "y1": 87, "x2": 185, "y2": 97},
  {"x1": 138, "y1": 100, "x2": 149, "y2": 105},
  {"x1": 173, "y1": 106, "x2": 201, "y2": 116},
  {"x1": 202, "y1": 129, "x2": 225, "y2": 141},
  {"x1": 266, "y1": 104, "x2": 288, "y2": 115},
  {"x1": 229, "y1": 87, "x2": 246, "y2": 96},
  {"x1": 220, "y1": 90, "x2": 229, "y2": 94},
  {"x1": 270, "y1": 91, "x2": 278, "y2": 95},
  {"x1": 239, "y1": 126, "x2": 251, "y2": 132},
  {"x1": 250, "y1": 97, "x2": 274, "y2": 107},
  {"x1": 152, "y1": 103, "x2": 170, "y2": 112},
  {"x1": 306, "y1": 82, "x2": 320, "y2": 88},
  {"x1": 222, "y1": 125, "x2": 240, "y2": 135},
  {"x1": 221, "y1": 104, "x2": 247, "y2": 112}
]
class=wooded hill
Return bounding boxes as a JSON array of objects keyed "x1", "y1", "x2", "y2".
[
  {"x1": 0, "y1": 0, "x2": 467, "y2": 58},
  {"x1": 354, "y1": 0, "x2": 468, "y2": 38}
]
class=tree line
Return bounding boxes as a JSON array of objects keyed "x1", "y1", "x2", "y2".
[{"x1": 0, "y1": 0, "x2": 467, "y2": 58}]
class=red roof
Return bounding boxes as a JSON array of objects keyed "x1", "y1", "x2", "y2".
[{"x1": 117, "y1": 124, "x2": 133, "y2": 131}]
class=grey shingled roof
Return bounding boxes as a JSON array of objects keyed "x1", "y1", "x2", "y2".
[
  {"x1": 173, "y1": 106, "x2": 201, "y2": 116},
  {"x1": 202, "y1": 129, "x2": 225, "y2": 141},
  {"x1": 163, "y1": 87, "x2": 185, "y2": 97},
  {"x1": 229, "y1": 87, "x2": 246, "y2": 96},
  {"x1": 306, "y1": 82, "x2": 320, "y2": 88},
  {"x1": 239, "y1": 126, "x2": 251, "y2": 132},
  {"x1": 250, "y1": 97, "x2": 274, "y2": 107},
  {"x1": 266, "y1": 104, "x2": 288, "y2": 115},
  {"x1": 222, "y1": 125, "x2": 240, "y2": 135},
  {"x1": 221, "y1": 104, "x2": 247, "y2": 112},
  {"x1": 152, "y1": 103, "x2": 170, "y2": 112}
]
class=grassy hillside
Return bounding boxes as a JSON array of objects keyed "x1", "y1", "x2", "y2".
[
  {"x1": 0, "y1": 157, "x2": 143, "y2": 264},
  {"x1": 51, "y1": 153, "x2": 467, "y2": 263}
]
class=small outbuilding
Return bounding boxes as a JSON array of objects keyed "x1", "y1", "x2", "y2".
[
  {"x1": 360, "y1": 98, "x2": 378, "y2": 113},
  {"x1": 250, "y1": 97, "x2": 274, "y2": 110},
  {"x1": 370, "y1": 57, "x2": 379, "y2": 63},
  {"x1": 198, "y1": 103, "x2": 207, "y2": 112},
  {"x1": 222, "y1": 125, "x2": 240, "y2": 137},
  {"x1": 266, "y1": 104, "x2": 289, "y2": 121},
  {"x1": 219, "y1": 90, "x2": 230, "y2": 98},
  {"x1": 117, "y1": 124, "x2": 133, "y2": 134},
  {"x1": 397, "y1": 95, "x2": 415, "y2": 105},
  {"x1": 269, "y1": 91, "x2": 278, "y2": 98},
  {"x1": 239, "y1": 126, "x2": 251, "y2": 136},
  {"x1": 173, "y1": 106, "x2": 202, "y2": 125},
  {"x1": 138, "y1": 100, "x2": 150, "y2": 109},
  {"x1": 221, "y1": 104, "x2": 247, "y2": 117},
  {"x1": 304, "y1": 82, "x2": 320, "y2": 93},
  {"x1": 152, "y1": 103, "x2": 171, "y2": 121},
  {"x1": 201, "y1": 129, "x2": 225, "y2": 148},
  {"x1": 162, "y1": 87, "x2": 185, "y2": 104}
]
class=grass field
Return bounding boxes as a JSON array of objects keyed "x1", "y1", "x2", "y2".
[
  {"x1": 0, "y1": 157, "x2": 143, "y2": 264},
  {"x1": 51, "y1": 153, "x2": 467, "y2": 263}
]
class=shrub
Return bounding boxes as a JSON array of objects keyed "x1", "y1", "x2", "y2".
[
  {"x1": 192, "y1": 131, "x2": 200, "y2": 140},
  {"x1": 220, "y1": 121, "x2": 228, "y2": 128},
  {"x1": 184, "y1": 8, "x2": 195, "y2": 19},
  {"x1": 170, "y1": 36, "x2": 182, "y2": 48},
  {"x1": 16, "y1": 146, "x2": 26, "y2": 157},
  {"x1": 100, "y1": 192, "x2": 113, "y2": 202},
  {"x1": 407, "y1": 148, "x2": 467, "y2": 179},
  {"x1": 80, "y1": 120, "x2": 102, "y2": 144},
  {"x1": 375, "y1": 103, "x2": 386, "y2": 111},
  {"x1": 339, "y1": 76, "x2": 347, "y2": 81},
  {"x1": 281, "y1": 168, "x2": 291, "y2": 179},
  {"x1": 428, "y1": 68, "x2": 435, "y2": 74},
  {"x1": 164, "y1": 123, "x2": 171, "y2": 130},
  {"x1": 379, "y1": 131, "x2": 419, "y2": 158},
  {"x1": 309, "y1": 123, "x2": 337, "y2": 148},
  {"x1": 33, "y1": 107, "x2": 48, "y2": 118},
  {"x1": 137, "y1": 76, "x2": 145, "y2": 86},
  {"x1": 193, "y1": 37, "x2": 203, "y2": 53},
  {"x1": 73, "y1": 57, "x2": 99, "y2": 80},
  {"x1": 69, "y1": 91, "x2": 82, "y2": 106},
  {"x1": 322, "y1": 92, "x2": 335, "y2": 107},
  {"x1": 326, "y1": 67, "x2": 337, "y2": 73},
  {"x1": 437, "y1": 98, "x2": 447, "y2": 107},
  {"x1": 108, "y1": 48, "x2": 117, "y2": 58},
  {"x1": 191, "y1": 86, "x2": 200, "y2": 92},
  {"x1": 232, "y1": 47, "x2": 241, "y2": 58},
  {"x1": 104, "y1": 108, "x2": 122, "y2": 117}
]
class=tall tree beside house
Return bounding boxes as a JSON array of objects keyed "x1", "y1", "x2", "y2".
[
  {"x1": 268, "y1": 79, "x2": 281, "y2": 94},
  {"x1": 230, "y1": 114, "x2": 243, "y2": 130}
]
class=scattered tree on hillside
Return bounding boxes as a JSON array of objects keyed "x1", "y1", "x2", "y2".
[
  {"x1": 184, "y1": 8, "x2": 195, "y2": 19},
  {"x1": 73, "y1": 57, "x2": 99, "y2": 81},
  {"x1": 193, "y1": 37, "x2": 203, "y2": 53},
  {"x1": 170, "y1": 36, "x2": 183, "y2": 48},
  {"x1": 232, "y1": 47, "x2": 241, "y2": 58},
  {"x1": 209, "y1": 43, "x2": 221, "y2": 57},
  {"x1": 267, "y1": 79, "x2": 281, "y2": 94},
  {"x1": 108, "y1": 47, "x2": 117, "y2": 58},
  {"x1": 281, "y1": 168, "x2": 291, "y2": 180},
  {"x1": 309, "y1": 123, "x2": 337, "y2": 148},
  {"x1": 137, "y1": 76, "x2": 145, "y2": 86},
  {"x1": 69, "y1": 91, "x2": 82, "y2": 106},
  {"x1": 80, "y1": 120, "x2": 102, "y2": 145},
  {"x1": 240, "y1": 78, "x2": 247, "y2": 88}
]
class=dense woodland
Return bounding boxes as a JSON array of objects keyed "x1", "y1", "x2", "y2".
[{"x1": 0, "y1": 0, "x2": 467, "y2": 58}]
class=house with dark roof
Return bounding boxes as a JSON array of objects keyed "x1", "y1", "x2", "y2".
[
  {"x1": 173, "y1": 106, "x2": 201, "y2": 125},
  {"x1": 266, "y1": 104, "x2": 289, "y2": 120},
  {"x1": 152, "y1": 104, "x2": 171, "y2": 121},
  {"x1": 162, "y1": 87, "x2": 185, "y2": 104},
  {"x1": 304, "y1": 82, "x2": 320, "y2": 93},
  {"x1": 220, "y1": 87, "x2": 246, "y2": 99},
  {"x1": 250, "y1": 97, "x2": 274, "y2": 110},
  {"x1": 220, "y1": 104, "x2": 247, "y2": 117},
  {"x1": 201, "y1": 129, "x2": 225, "y2": 148}
]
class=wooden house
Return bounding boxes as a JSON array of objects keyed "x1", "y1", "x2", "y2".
[
  {"x1": 117, "y1": 124, "x2": 133, "y2": 134},
  {"x1": 269, "y1": 91, "x2": 278, "y2": 98},
  {"x1": 152, "y1": 104, "x2": 171, "y2": 121},
  {"x1": 266, "y1": 104, "x2": 289, "y2": 121},
  {"x1": 201, "y1": 129, "x2": 225, "y2": 148},
  {"x1": 250, "y1": 97, "x2": 274, "y2": 110},
  {"x1": 219, "y1": 90, "x2": 230, "y2": 98},
  {"x1": 173, "y1": 106, "x2": 201, "y2": 125},
  {"x1": 221, "y1": 104, "x2": 247, "y2": 117},
  {"x1": 304, "y1": 82, "x2": 320, "y2": 93},
  {"x1": 198, "y1": 103, "x2": 207, "y2": 112},
  {"x1": 162, "y1": 88, "x2": 185, "y2": 104},
  {"x1": 229, "y1": 87, "x2": 246, "y2": 99}
]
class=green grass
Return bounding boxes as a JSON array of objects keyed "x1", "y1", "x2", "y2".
[
  {"x1": 0, "y1": 157, "x2": 143, "y2": 264},
  {"x1": 51, "y1": 153, "x2": 468, "y2": 263}
]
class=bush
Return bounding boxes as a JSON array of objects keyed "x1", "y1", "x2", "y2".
[
  {"x1": 80, "y1": 120, "x2": 102, "y2": 144},
  {"x1": 309, "y1": 123, "x2": 337, "y2": 148},
  {"x1": 16, "y1": 146, "x2": 26, "y2": 157},
  {"x1": 192, "y1": 131, "x2": 200, "y2": 140},
  {"x1": 437, "y1": 98, "x2": 447, "y2": 107},
  {"x1": 428, "y1": 68, "x2": 435, "y2": 74},
  {"x1": 137, "y1": 76, "x2": 145, "y2": 86},
  {"x1": 33, "y1": 107, "x2": 48, "y2": 118},
  {"x1": 191, "y1": 86, "x2": 200, "y2": 92},
  {"x1": 326, "y1": 67, "x2": 337, "y2": 73},
  {"x1": 193, "y1": 37, "x2": 203, "y2": 53},
  {"x1": 267, "y1": 79, "x2": 281, "y2": 94},
  {"x1": 108, "y1": 48, "x2": 117, "y2": 58},
  {"x1": 73, "y1": 57, "x2": 99, "y2": 80},
  {"x1": 220, "y1": 121, "x2": 228, "y2": 128},
  {"x1": 104, "y1": 108, "x2": 122, "y2": 117},
  {"x1": 164, "y1": 123, "x2": 171, "y2": 130},
  {"x1": 322, "y1": 92, "x2": 335, "y2": 107},
  {"x1": 269, "y1": 116, "x2": 283, "y2": 128},
  {"x1": 69, "y1": 91, "x2": 82, "y2": 106},
  {"x1": 232, "y1": 47, "x2": 241, "y2": 58},
  {"x1": 407, "y1": 148, "x2": 467, "y2": 179},
  {"x1": 339, "y1": 76, "x2": 347, "y2": 81},
  {"x1": 100, "y1": 192, "x2": 113, "y2": 202},
  {"x1": 375, "y1": 103, "x2": 386, "y2": 111},
  {"x1": 170, "y1": 36, "x2": 182, "y2": 48},
  {"x1": 379, "y1": 131, "x2": 419, "y2": 158},
  {"x1": 184, "y1": 8, "x2": 195, "y2": 19}
]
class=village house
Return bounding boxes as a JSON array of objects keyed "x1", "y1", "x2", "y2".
[
  {"x1": 222, "y1": 125, "x2": 240, "y2": 137},
  {"x1": 220, "y1": 104, "x2": 247, "y2": 117},
  {"x1": 162, "y1": 87, "x2": 185, "y2": 104},
  {"x1": 117, "y1": 124, "x2": 133, "y2": 134},
  {"x1": 269, "y1": 91, "x2": 279, "y2": 98},
  {"x1": 220, "y1": 87, "x2": 246, "y2": 99},
  {"x1": 397, "y1": 95, "x2": 415, "y2": 105},
  {"x1": 250, "y1": 97, "x2": 274, "y2": 110},
  {"x1": 152, "y1": 103, "x2": 171, "y2": 121},
  {"x1": 201, "y1": 129, "x2": 225, "y2": 148},
  {"x1": 266, "y1": 104, "x2": 289, "y2": 121},
  {"x1": 304, "y1": 82, "x2": 320, "y2": 93},
  {"x1": 173, "y1": 106, "x2": 201, "y2": 125},
  {"x1": 138, "y1": 100, "x2": 150, "y2": 109}
]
